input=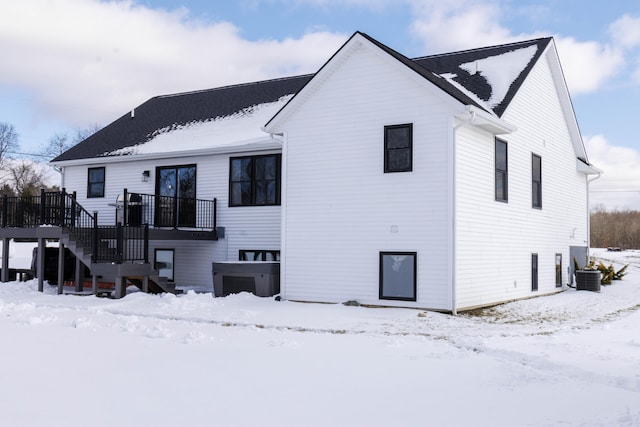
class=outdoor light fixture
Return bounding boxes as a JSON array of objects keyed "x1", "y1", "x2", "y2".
[{"x1": 142, "y1": 170, "x2": 150, "y2": 182}]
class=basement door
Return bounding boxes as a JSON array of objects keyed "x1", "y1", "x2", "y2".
[{"x1": 155, "y1": 165, "x2": 196, "y2": 228}]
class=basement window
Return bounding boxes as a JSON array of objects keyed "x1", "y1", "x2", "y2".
[
  {"x1": 379, "y1": 252, "x2": 417, "y2": 301},
  {"x1": 239, "y1": 250, "x2": 280, "y2": 261}
]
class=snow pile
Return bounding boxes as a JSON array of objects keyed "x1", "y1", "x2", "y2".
[
  {"x1": 0, "y1": 250, "x2": 639, "y2": 426},
  {"x1": 105, "y1": 94, "x2": 293, "y2": 156}
]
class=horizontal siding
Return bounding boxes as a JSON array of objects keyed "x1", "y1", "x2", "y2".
[
  {"x1": 61, "y1": 151, "x2": 281, "y2": 288},
  {"x1": 455, "y1": 49, "x2": 588, "y2": 309},
  {"x1": 281, "y1": 45, "x2": 455, "y2": 310}
]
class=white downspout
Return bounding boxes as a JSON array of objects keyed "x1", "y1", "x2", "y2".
[
  {"x1": 450, "y1": 108, "x2": 476, "y2": 315},
  {"x1": 268, "y1": 131, "x2": 286, "y2": 300}
]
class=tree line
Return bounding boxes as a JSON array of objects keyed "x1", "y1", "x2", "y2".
[
  {"x1": 590, "y1": 206, "x2": 640, "y2": 249},
  {"x1": 0, "y1": 121, "x2": 99, "y2": 197}
]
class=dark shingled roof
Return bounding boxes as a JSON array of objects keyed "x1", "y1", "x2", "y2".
[
  {"x1": 53, "y1": 33, "x2": 552, "y2": 163},
  {"x1": 52, "y1": 74, "x2": 312, "y2": 162},
  {"x1": 413, "y1": 37, "x2": 551, "y2": 117}
]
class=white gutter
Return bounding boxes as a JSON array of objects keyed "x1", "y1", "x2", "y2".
[
  {"x1": 50, "y1": 138, "x2": 282, "y2": 168},
  {"x1": 449, "y1": 108, "x2": 476, "y2": 316}
]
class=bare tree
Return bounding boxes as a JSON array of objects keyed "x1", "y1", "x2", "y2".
[
  {"x1": 5, "y1": 160, "x2": 51, "y2": 196},
  {"x1": 40, "y1": 124, "x2": 101, "y2": 160},
  {"x1": 0, "y1": 122, "x2": 19, "y2": 167}
]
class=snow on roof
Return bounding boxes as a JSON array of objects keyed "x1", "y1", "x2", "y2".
[
  {"x1": 438, "y1": 72, "x2": 495, "y2": 114},
  {"x1": 456, "y1": 45, "x2": 538, "y2": 109},
  {"x1": 103, "y1": 95, "x2": 294, "y2": 156}
]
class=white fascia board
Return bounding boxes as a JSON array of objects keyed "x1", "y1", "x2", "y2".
[
  {"x1": 545, "y1": 40, "x2": 589, "y2": 163},
  {"x1": 577, "y1": 159, "x2": 602, "y2": 175},
  {"x1": 51, "y1": 138, "x2": 282, "y2": 167}
]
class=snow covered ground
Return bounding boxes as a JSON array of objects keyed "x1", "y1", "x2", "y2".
[{"x1": 0, "y1": 249, "x2": 639, "y2": 427}]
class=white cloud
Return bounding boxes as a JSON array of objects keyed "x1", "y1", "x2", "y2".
[
  {"x1": 0, "y1": 0, "x2": 346, "y2": 127},
  {"x1": 586, "y1": 135, "x2": 640, "y2": 210},
  {"x1": 610, "y1": 14, "x2": 640, "y2": 49},
  {"x1": 554, "y1": 38, "x2": 624, "y2": 94}
]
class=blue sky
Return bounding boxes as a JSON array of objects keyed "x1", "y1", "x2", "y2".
[{"x1": 1, "y1": 0, "x2": 640, "y2": 207}]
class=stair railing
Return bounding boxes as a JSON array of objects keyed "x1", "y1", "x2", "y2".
[{"x1": 61, "y1": 189, "x2": 149, "y2": 264}]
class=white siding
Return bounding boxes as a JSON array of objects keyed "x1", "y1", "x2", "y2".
[
  {"x1": 454, "y1": 49, "x2": 589, "y2": 309},
  {"x1": 61, "y1": 151, "x2": 281, "y2": 287},
  {"x1": 281, "y1": 44, "x2": 457, "y2": 310}
]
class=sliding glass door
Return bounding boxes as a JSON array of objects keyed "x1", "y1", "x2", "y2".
[{"x1": 156, "y1": 165, "x2": 196, "y2": 228}]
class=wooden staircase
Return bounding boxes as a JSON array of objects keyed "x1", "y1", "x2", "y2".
[{"x1": 61, "y1": 226, "x2": 180, "y2": 298}]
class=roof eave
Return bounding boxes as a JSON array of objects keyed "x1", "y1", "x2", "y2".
[
  {"x1": 50, "y1": 138, "x2": 282, "y2": 167},
  {"x1": 457, "y1": 105, "x2": 517, "y2": 135},
  {"x1": 577, "y1": 159, "x2": 602, "y2": 175}
]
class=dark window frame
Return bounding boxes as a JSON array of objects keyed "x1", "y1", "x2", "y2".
[
  {"x1": 155, "y1": 164, "x2": 197, "y2": 228},
  {"x1": 532, "y1": 253, "x2": 539, "y2": 291},
  {"x1": 495, "y1": 138, "x2": 508, "y2": 202},
  {"x1": 154, "y1": 248, "x2": 175, "y2": 282},
  {"x1": 239, "y1": 250, "x2": 281, "y2": 261},
  {"x1": 379, "y1": 251, "x2": 417, "y2": 301},
  {"x1": 555, "y1": 253, "x2": 563, "y2": 288},
  {"x1": 532, "y1": 154, "x2": 542, "y2": 208},
  {"x1": 384, "y1": 123, "x2": 413, "y2": 173},
  {"x1": 87, "y1": 167, "x2": 105, "y2": 198},
  {"x1": 229, "y1": 154, "x2": 281, "y2": 207}
]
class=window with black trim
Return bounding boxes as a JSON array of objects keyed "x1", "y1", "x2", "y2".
[
  {"x1": 555, "y1": 253, "x2": 562, "y2": 288},
  {"x1": 495, "y1": 139, "x2": 508, "y2": 202},
  {"x1": 384, "y1": 124, "x2": 413, "y2": 173},
  {"x1": 154, "y1": 248, "x2": 175, "y2": 282},
  {"x1": 531, "y1": 253, "x2": 538, "y2": 291},
  {"x1": 379, "y1": 252, "x2": 417, "y2": 301},
  {"x1": 87, "y1": 167, "x2": 105, "y2": 198},
  {"x1": 230, "y1": 154, "x2": 281, "y2": 206},
  {"x1": 532, "y1": 154, "x2": 542, "y2": 208},
  {"x1": 239, "y1": 250, "x2": 280, "y2": 261}
]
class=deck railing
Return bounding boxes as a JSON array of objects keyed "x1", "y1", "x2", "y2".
[
  {"x1": 122, "y1": 189, "x2": 216, "y2": 230},
  {"x1": 0, "y1": 189, "x2": 149, "y2": 264}
]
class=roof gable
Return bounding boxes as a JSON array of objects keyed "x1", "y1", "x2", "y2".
[{"x1": 414, "y1": 38, "x2": 551, "y2": 117}]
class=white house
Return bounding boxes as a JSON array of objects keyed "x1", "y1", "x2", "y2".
[
  {"x1": 0, "y1": 32, "x2": 597, "y2": 311},
  {"x1": 264, "y1": 32, "x2": 599, "y2": 312}
]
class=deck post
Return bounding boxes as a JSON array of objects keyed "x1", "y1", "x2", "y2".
[
  {"x1": 75, "y1": 256, "x2": 83, "y2": 292},
  {"x1": 142, "y1": 275, "x2": 149, "y2": 293},
  {"x1": 213, "y1": 198, "x2": 217, "y2": 231},
  {"x1": 57, "y1": 242, "x2": 65, "y2": 295},
  {"x1": 37, "y1": 238, "x2": 45, "y2": 292},
  {"x1": 59, "y1": 188, "x2": 66, "y2": 227},
  {"x1": 70, "y1": 191, "x2": 77, "y2": 228},
  {"x1": 1, "y1": 194, "x2": 7, "y2": 228},
  {"x1": 92, "y1": 275, "x2": 98, "y2": 295},
  {"x1": 116, "y1": 222, "x2": 123, "y2": 263},
  {"x1": 1, "y1": 238, "x2": 9, "y2": 282},
  {"x1": 39, "y1": 189, "x2": 46, "y2": 225},
  {"x1": 92, "y1": 211, "x2": 98, "y2": 263},
  {"x1": 114, "y1": 276, "x2": 126, "y2": 299},
  {"x1": 144, "y1": 224, "x2": 149, "y2": 263},
  {"x1": 123, "y1": 188, "x2": 128, "y2": 226}
]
